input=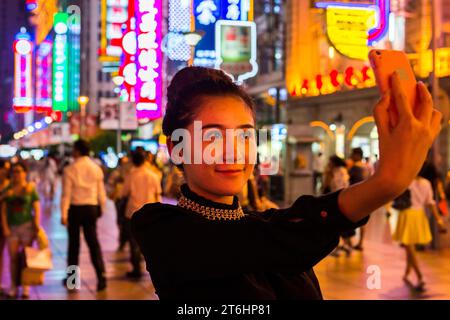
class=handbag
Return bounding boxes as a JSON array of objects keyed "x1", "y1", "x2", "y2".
[
  {"x1": 392, "y1": 189, "x2": 412, "y2": 210},
  {"x1": 24, "y1": 246, "x2": 53, "y2": 271}
]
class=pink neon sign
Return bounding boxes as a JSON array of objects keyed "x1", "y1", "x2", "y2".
[
  {"x1": 36, "y1": 40, "x2": 53, "y2": 113},
  {"x1": 134, "y1": 0, "x2": 163, "y2": 120},
  {"x1": 13, "y1": 32, "x2": 33, "y2": 113}
]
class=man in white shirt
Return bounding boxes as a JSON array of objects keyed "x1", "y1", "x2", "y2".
[
  {"x1": 122, "y1": 149, "x2": 161, "y2": 278},
  {"x1": 61, "y1": 139, "x2": 107, "y2": 291},
  {"x1": 312, "y1": 152, "x2": 325, "y2": 194}
]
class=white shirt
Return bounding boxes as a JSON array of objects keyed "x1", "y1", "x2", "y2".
[
  {"x1": 312, "y1": 155, "x2": 325, "y2": 173},
  {"x1": 61, "y1": 156, "x2": 107, "y2": 219},
  {"x1": 122, "y1": 165, "x2": 162, "y2": 219},
  {"x1": 409, "y1": 177, "x2": 435, "y2": 210}
]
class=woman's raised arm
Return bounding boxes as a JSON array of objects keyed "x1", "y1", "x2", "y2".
[{"x1": 338, "y1": 72, "x2": 442, "y2": 222}]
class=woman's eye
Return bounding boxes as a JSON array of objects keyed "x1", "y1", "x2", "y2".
[
  {"x1": 205, "y1": 130, "x2": 223, "y2": 140},
  {"x1": 238, "y1": 130, "x2": 255, "y2": 140}
]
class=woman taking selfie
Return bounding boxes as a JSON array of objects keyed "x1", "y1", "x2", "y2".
[
  {"x1": 1, "y1": 162, "x2": 41, "y2": 298},
  {"x1": 132, "y1": 67, "x2": 441, "y2": 300}
]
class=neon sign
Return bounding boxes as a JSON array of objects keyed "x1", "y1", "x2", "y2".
[
  {"x1": 134, "y1": 0, "x2": 163, "y2": 119},
  {"x1": 316, "y1": 0, "x2": 390, "y2": 56},
  {"x1": 52, "y1": 13, "x2": 69, "y2": 112},
  {"x1": 13, "y1": 29, "x2": 33, "y2": 113},
  {"x1": 68, "y1": 8, "x2": 81, "y2": 111},
  {"x1": 167, "y1": 0, "x2": 191, "y2": 61},
  {"x1": 35, "y1": 40, "x2": 52, "y2": 113},
  {"x1": 290, "y1": 66, "x2": 375, "y2": 97},
  {"x1": 99, "y1": 0, "x2": 128, "y2": 62},
  {"x1": 119, "y1": 0, "x2": 136, "y2": 103},
  {"x1": 215, "y1": 20, "x2": 258, "y2": 82},
  {"x1": 193, "y1": 0, "x2": 253, "y2": 67}
]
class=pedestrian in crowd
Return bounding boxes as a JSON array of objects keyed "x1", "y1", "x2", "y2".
[
  {"x1": 322, "y1": 155, "x2": 352, "y2": 257},
  {"x1": 0, "y1": 159, "x2": 11, "y2": 295},
  {"x1": 419, "y1": 160, "x2": 448, "y2": 249},
  {"x1": 1, "y1": 162, "x2": 41, "y2": 298},
  {"x1": 348, "y1": 147, "x2": 370, "y2": 251},
  {"x1": 107, "y1": 156, "x2": 132, "y2": 251},
  {"x1": 41, "y1": 154, "x2": 58, "y2": 202},
  {"x1": 131, "y1": 67, "x2": 441, "y2": 299},
  {"x1": 312, "y1": 152, "x2": 326, "y2": 194},
  {"x1": 163, "y1": 163, "x2": 184, "y2": 200},
  {"x1": 145, "y1": 151, "x2": 163, "y2": 184},
  {"x1": 392, "y1": 165, "x2": 447, "y2": 291},
  {"x1": 61, "y1": 139, "x2": 107, "y2": 292},
  {"x1": 121, "y1": 149, "x2": 161, "y2": 279}
]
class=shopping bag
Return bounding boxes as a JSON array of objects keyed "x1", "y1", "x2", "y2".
[
  {"x1": 21, "y1": 268, "x2": 45, "y2": 286},
  {"x1": 24, "y1": 246, "x2": 53, "y2": 271}
]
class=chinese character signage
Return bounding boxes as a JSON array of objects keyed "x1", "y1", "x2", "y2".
[
  {"x1": 193, "y1": 0, "x2": 253, "y2": 67},
  {"x1": 99, "y1": 0, "x2": 128, "y2": 62},
  {"x1": 134, "y1": 0, "x2": 163, "y2": 120},
  {"x1": 35, "y1": 39, "x2": 53, "y2": 113},
  {"x1": 52, "y1": 13, "x2": 69, "y2": 112},
  {"x1": 13, "y1": 29, "x2": 33, "y2": 113}
]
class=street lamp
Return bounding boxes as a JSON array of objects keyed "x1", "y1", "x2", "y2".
[
  {"x1": 77, "y1": 95, "x2": 89, "y2": 138},
  {"x1": 183, "y1": 30, "x2": 204, "y2": 66}
]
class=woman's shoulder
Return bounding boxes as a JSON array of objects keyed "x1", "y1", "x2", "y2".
[{"x1": 131, "y1": 202, "x2": 183, "y2": 227}]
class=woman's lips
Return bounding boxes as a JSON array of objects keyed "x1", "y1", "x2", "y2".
[{"x1": 215, "y1": 168, "x2": 244, "y2": 176}]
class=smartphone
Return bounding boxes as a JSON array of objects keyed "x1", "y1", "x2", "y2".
[{"x1": 368, "y1": 49, "x2": 417, "y2": 110}]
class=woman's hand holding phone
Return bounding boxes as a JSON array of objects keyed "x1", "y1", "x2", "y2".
[{"x1": 373, "y1": 72, "x2": 442, "y2": 195}]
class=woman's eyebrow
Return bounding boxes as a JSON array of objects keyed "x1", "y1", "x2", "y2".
[{"x1": 201, "y1": 124, "x2": 255, "y2": 130}]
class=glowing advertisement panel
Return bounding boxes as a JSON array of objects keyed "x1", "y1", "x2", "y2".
[
  {"x1": 68, "y1": 10, "x2": 81, "y2": 112},
  {"x1": 35, "y1": 40, "x2": 53, "y2": 113},
  {"x1": 13, "y1": 30, "x2": 33, "y2": 113},
  {"x1": 215, "y1": 20, "x2": 257, "y2": 82},
  {"x1": 167, "y1": 0, "x2": 191, "y2": 61},
  {"x1": 134, "y1": 0, "x2": 163, "y2": 119},
  {"x1": 52, "y1": 13, "x2": 69, "y2": 112},
  {"x1": 316, "y1": 0, "x2": 390, "y2": 56},
  {"x1": 194, "y1": 0, "x2": 253, "y2": 67},
  {"x1": 100, "y1": 0, "x2": 128, "y2": 61}
]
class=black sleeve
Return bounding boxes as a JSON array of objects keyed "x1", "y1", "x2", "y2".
[{"x1": 132, "y1": 191, "x2": 369, "y2": 284}]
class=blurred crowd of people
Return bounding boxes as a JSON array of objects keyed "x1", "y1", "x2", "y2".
[{"x1": 313, "y1": 147, "x2": 448, "y2": 291}]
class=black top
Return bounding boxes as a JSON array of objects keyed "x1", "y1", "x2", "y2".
[{"x1": 131, "y1": 184, "x2": 369, "y2": 300}]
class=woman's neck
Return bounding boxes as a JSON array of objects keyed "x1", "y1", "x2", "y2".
[{"x1": 187, "y1": 182, "x2": 234, "y2": 205}]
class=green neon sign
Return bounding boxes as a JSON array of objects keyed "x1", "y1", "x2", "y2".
[{"x1": 52, "y1": 13, "x2": 69, "y2": 112}]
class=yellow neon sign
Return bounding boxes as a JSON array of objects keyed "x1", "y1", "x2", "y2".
[{"x1": 326, "y1": 7, "x2": 376, "y2": 60}]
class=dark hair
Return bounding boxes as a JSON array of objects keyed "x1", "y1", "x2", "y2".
[
  {"x1": 132, "y1": 149, "x2": 146, "y2": 167},
  {"x1": 162, "y1": 67, "x2": 255, "y2": 137},
  {"x1": 0, "y1": 159, "x2": 7, "y2": 169},
  {"x1": 351, "y1": 147, "x2": 363, "y2": 159},
  {"x1": 73, "y1": 139, "x2": 90, "y2": 156},
  {"x1": 329, "y1": 155, "x2": 347, "y2": 168},
  {"x1": 11, "y1": 161, "x2": 28, "y2": 173}
]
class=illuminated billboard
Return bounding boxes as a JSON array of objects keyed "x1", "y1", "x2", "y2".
[
  {"x1": 193, "y1": 0, "x2": 254, "y2": 67},
  {"x1": 35, "y1": 39, "x2": 53, "y2": 113},
  {"x1": 134, "y1": 0, "x2": 163, "y2": 120},
  {"x1": 99, "y1": 0, "x2": 128, "y2": 62},
  {"x1": 13, "y1": 29, "x2": 33, "y2": 113},
  {"x1": 52, "y1": 13, "x2": 69, "y2": 112}
]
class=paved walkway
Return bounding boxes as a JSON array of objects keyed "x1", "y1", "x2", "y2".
[{"x1": 1, "y1": 179, "x2": 450, "y2": 300}]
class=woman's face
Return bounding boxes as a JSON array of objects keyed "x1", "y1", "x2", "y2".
[
  {"x1": 175, "y1": 95, "x2": 256, "y2": 201},
  {"x1": 11, "y1": 165, "x2": 27, "y2": 184}
]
